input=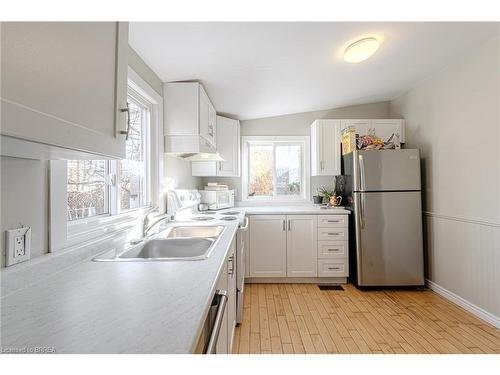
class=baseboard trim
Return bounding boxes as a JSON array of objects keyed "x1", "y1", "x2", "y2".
[
  {"x1": 245, "y1": 277, "x2": 347, "y2": 284},
  {"x1": 426, "y1": 279, "x2": 500, "y2": 329}
]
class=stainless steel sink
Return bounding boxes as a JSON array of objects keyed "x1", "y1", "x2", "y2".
[
  {"x1": 118, "y1": 238, "x2": 215, "y2": 260},
  {"x1": 162, "y1": 225, "x2": 224, "y2": 239},
  {"x1": 92, "y1": 225, "x2": 224, "y2": 262}
]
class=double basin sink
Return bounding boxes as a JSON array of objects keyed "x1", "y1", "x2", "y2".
[{"x1": 93, "y1": 225, "x2": 224, "y2": 262}]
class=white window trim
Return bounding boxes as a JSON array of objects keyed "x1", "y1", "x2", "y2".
[
  {"x1": 49, "y1": 67, "x2": 164, "y2": 252},
  {"x1": 241, "y1": 135, "x2": 310, "y2": 203}
]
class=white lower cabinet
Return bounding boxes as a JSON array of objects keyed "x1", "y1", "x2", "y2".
[
  {"x1": 317, "y1": 241, "x2": 348, "y2": 259},
  {"x1": 249, "y1": 215, "x2": 287, "y2": 277},
  {"x1": 318, "y1": 259, "x2": 348, "y2": 277},
  {"x1": 249, "y1": 213, "x2": 349, "y2": 279},
  {"x1": 317, "y1": 227, "x2": 348, "y2": 241},
  {"x1": 286, "y1": 215, "x2": 317, "y2": 277},
  {"x1": 227, "y1": 239, "x2": 237, "y2": 352},
  {"x1": 214, "y1": 256, "x2": 228, "y2": 354},
  {"x1": 317, "y1": 215, "x2": 349, "y2": 277},
  {"x1": 213, "y1": 238, "x2": 237, "y2": 354}
]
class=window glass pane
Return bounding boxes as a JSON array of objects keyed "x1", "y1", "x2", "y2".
[
  {"x1": 67, "y1": 160, "x2": 108, "y2": 221},
  {"x1": 248, "y1": 144, "x2": 274, "y2": 196},
  {"x1": 276, "y1": 144, "x2": 302, "y2": 196},
  {"x1": 119, "y1": 97, "x2": 148, "y2": 211}
]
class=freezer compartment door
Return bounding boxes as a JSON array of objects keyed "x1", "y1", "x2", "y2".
[
  {"x1": 354, "y1": 191, "x2": 424, "y2": 286},
  {"x1": 356, "y1": 149, "x2": 421, "y2": 191}
]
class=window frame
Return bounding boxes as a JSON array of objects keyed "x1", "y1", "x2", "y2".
[
  {"x1": 241, "y1": 135, "x2": 310, "y2": 203},
  {"x1": 49, "y1": 67, "x2": 164, "y2": 252}
]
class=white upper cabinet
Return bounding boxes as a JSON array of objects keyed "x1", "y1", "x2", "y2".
[
  {"x1": 286, "y1": 215, "x2": 318, "y2": 277},
  {"x1": 0, "y1": 22, "x2": 129, "y2": 159},
  {"x1": 164, "y1": 82, "x2": 216, "y2": 154},
  {"x1": 311, "y1": 120, "x2": 341, "y2": 176},
  {"x1": 341, "y1": 119, "x2": 405, "y2": 143},
  {"x1": 371, "y1": 119, "x2": 405, "y2": 143},
  {"x1": 191, "y1": 116, "x2": 240, "y2": 177},
  {"x1": 199, "y1": 85, "x2": 217, "y2": 147}
]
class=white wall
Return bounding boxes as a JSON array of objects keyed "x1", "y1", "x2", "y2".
[
  {"x1": 164, "y1": 155, "x2": 202, "y2": 190},
  {"x1": 0, "y1": 157, "x2": 49, "y2": 267},
  {"x1": 203, "y1": 101, "x2": 391, "y2": 200},
  {"x1": 390, "y1": 35, "x2": 500, "y2": 322}
]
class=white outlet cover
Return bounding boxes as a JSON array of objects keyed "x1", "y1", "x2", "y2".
[{"x1": 5, "y1": 227, "x2": 31, "y2": 267}]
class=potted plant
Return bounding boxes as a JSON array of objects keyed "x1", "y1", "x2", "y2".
[
  {"x1": 318, "y1": 186, "x2": 335, "y2": 205},
  {"x1": 313, "y1": 189, "x2": 324, "y2": 204}
]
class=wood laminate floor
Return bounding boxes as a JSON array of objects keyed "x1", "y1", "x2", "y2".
[{"x1": 232, "y1": 283, "x2": 500, "y2": 354}]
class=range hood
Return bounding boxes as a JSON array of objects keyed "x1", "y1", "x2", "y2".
[
  {"x1": 164, "y1": 134, "x2": 224, "y2": 161},
  {"x1": 169, "y1": 152, "x2": 224, "y2": 161}
]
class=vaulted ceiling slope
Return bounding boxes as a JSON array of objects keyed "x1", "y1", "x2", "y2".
[{"x1": 129, "y1": 22, "x2": 499, "y2": 120}]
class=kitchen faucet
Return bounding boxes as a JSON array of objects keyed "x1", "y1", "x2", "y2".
[{"x1": 141, "y1": 207, "x2": 174, "y2": 239}]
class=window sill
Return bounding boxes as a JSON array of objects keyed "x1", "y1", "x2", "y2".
[{"x1": 66, "y1": 209, "x2": 147, "y2": 249}]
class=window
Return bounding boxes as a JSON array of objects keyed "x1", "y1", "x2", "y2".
[
  {"x1": 67, "y1": 160, "x2": 109, "y2": 221},
  {"x1": 242, "y1": 136, "x2": 310, "y2": 201},
  {"x1": 65, "y1": 91, "x2": 151, "y2": 221},
  {"x1": 118, "y1": 92, "x2": 150, "y2": 212},
  {"x1": 51, "y1": 68, "x2": 163, "y2": 252}
]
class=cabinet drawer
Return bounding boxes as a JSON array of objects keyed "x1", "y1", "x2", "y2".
[
  {"x1": 318, "y1": 259, "x2": 348, "y2": 277},
  {"x1": 317, "y1": 227, "x2": 348, "y2": 241},
  {"x1": 317, "y1": 215, "x2": 348, "y2": 228},
  {"x1": 317, "y1": 241, "x2": 348, "y2": 259}
]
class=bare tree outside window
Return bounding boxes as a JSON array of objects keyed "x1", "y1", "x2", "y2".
[
  {"x1": 67, "y1": 160, "x2": 108, "y2": 221},
  {"x1": 248, "y1": 142, "x2": 302, "y2": 197},
  {"x1": 119, "y1": 97, "x2": 148, "y2": 211},
  {"x1": 66, "y1": 92, "x2": 151, "y2": 221}
]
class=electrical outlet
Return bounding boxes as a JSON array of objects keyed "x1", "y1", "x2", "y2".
[{"x1": 5, "y1": 227, "x2": 31, "y2": 267}]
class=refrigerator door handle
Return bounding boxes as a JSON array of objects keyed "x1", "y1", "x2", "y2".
[
  {"x1": 360, "y1": 193, "x2": 365, "y2": 229},
  {"x1": 359, "y1": 154, "x2": 366, "y2": 191}
]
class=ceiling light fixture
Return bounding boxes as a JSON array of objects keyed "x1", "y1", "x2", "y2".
[{"x1": 344, "y1": 37, "x2": 380, "y2": 63}]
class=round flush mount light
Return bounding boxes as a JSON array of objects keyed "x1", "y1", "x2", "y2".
[{"x1": 343, "y1": 37, "x2": 380, "y2": 63}]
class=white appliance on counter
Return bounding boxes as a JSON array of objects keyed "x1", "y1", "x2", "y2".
[{"x1": 199, "y1": 189, "x2": 235, "y2": 210}]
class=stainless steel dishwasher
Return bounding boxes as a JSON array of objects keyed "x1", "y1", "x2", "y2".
[{"x1": 193, "y1": 290, "x2": 228, "y2": 354}]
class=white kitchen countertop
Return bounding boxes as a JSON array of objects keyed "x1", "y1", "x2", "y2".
[
  {"x1": 0, "y1": 204, "x2": 349, "y2": 354},
  {"x1": 0, "y1": 220, "x2": 239, "y2": 354}
]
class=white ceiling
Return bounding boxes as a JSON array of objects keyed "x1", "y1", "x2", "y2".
[{"x1": 129, "y1": 22, "x2": 499, "y2": 120}]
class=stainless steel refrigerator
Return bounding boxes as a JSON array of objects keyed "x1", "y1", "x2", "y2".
[{"x1": 342, "y1": 149, "x2": 424, "y2": 287}]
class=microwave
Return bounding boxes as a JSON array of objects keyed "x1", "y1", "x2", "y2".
[{"x1": 199, "y1": 190, "x2": 235, "y2": 210}]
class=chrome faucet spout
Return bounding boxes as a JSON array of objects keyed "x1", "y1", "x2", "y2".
[{"x1": 142, "y1": 211, "x2": 173, "y2": 238}]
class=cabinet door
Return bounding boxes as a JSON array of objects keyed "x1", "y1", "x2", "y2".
[
  {"x1": 217, "y1": 116, "x2": 240, "y2": 177},
  {"x1": 199, "y1": 85, "x2": 216, "y2": 148},
  {"x1": 372, "y1": 119, "x2": 405, "y2": 143},
  {"x1": 209, "y1": 103, "x2": 217, "y2": 147},
  {"x1": 215, "y1": 258, "x2": 229, "y2": 354},
  {"x1": 191, "y1": 161, "x2": 217, "y2": 176},
  {"x1": 340, "y1": 119, "x2": 371, "y2": 136},
  {"x1": 249, "y1": 215, "x2": 287, "y2": 277},
  {"x1": 199, "y1": 86, "x2": 211, "y2": 144},
  {"x1": 227, "y1": 240, "x2": 237, "y2": 353},
  {"x1": 1, "y1": 22, "x2": 128, "y2": 159},
  {"x1": 311, "y1": 120, "x2": 341, "y2": 176},
  {"x1": 286, "y1": 215, "x2": 317, "y2": 277},
  {"x1": 320, "y1": 120, "x2": 341, "y2": 175}
]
